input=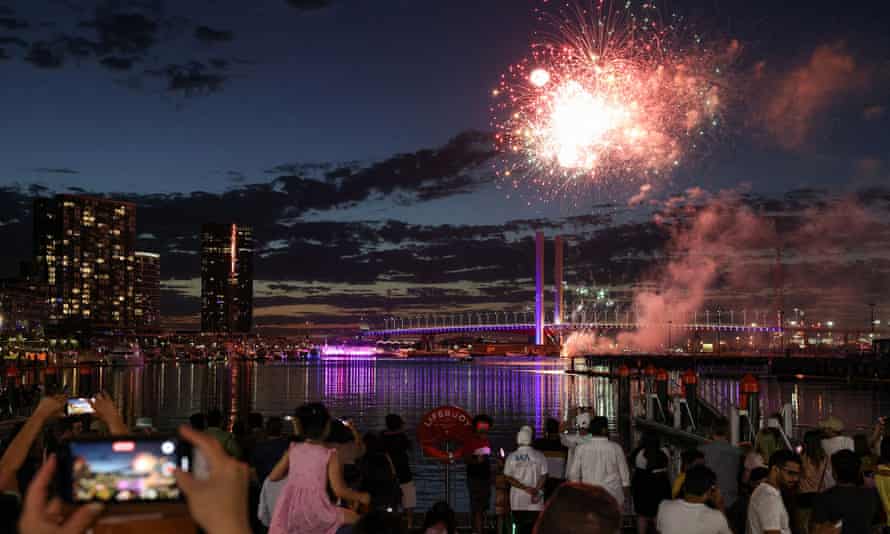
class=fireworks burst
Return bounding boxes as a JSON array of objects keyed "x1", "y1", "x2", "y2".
[{"x1": 492, "y1": 1, "x2": 735, "y2": 197}]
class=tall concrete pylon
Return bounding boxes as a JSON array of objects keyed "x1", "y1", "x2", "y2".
[
  {"x1": 554, "y1": 235, "x2": 564, "y2": 325},
  {"x1": 535, "y1": 231, "x2": 544, "y2": 345}
]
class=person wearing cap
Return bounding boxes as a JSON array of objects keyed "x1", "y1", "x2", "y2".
[
  {"x1": 567, "y1": 416, "x2": 631, "y2": 511},
  {"x1": 820, "y1": 415, "x2": 854, "y2": 490},
  {"x1": 561, "y1": 410, "x2": 593, "y2": 478},
  {"x1": 503, "y1": 425, "x2": 548, "y2": 534}
]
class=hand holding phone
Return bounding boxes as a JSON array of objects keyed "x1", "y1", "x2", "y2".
[
  {"x1": 65, "y1": 397, "x2": 95, "y2": 416},
  {"x1": 32, "y1": 395, "x2": 66, "y2": 420},
  {"x1": 173, "y1": 425, "x2": 251, "y2": 534},
  {"x1": 19, "y1": 455, "x2": 105, "y2": 534}
]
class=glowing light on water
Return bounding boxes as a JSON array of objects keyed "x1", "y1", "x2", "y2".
[{"x1": 319, "y1": 345, "x2": 377, "y2": 357}]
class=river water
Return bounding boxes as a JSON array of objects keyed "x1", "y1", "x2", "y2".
[{"x1": 56, "y1": 356, "x2": 890, "y2": 512}]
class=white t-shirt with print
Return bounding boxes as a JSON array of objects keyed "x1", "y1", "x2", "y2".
[{"x1": 504, "y1": 445, "x2": 549, "y2": 511}]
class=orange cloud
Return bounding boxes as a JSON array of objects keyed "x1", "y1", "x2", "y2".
[
  {"x1": 864, "y1": 105, "x2": 886, "y2": 120},
  {"x1": 762, "y1": 42, "x2": 869, "y2": 149}
]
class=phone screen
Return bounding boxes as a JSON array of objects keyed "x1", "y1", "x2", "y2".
[
  {"x1": 59, "y1": 436, "x2": 190, "y2": 503},
  {"x1": 66, "y1": 398, "x2": 95, "y2": 416}
]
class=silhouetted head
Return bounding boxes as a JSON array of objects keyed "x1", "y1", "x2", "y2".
[
  {"x1": 831, "y1": 449, "x2": 861, "y2": 485},
  {"x1": 533, "y1": 483, "x2": 621, "y2": 534},
  {"x1": 206, "y1": 408, "x2": 224, "y2": 428},
  {"x1": 711, "y1": 419, "x2": 729, "y2": 439},
  {"x1": 683, "y1": 465, "x2": 717, "y2": 498},
  {"x1": 768, "y1": 449, "x2": 802, "y2": 492},
  {"x1": 189, "y1": 413, "x2": 206, "y2": 430},
  {"x1": 803, "y1": 429, "x2": 825, "y2": 462},
  {"x1": 385, "y1": 413, "x2": 404, "y2": 432},
  {"x1": 681, "y1": 448, "x2": 705, "y2": 471},
  {"x1": 248, "y1": 412, "x2": 264, "y2": 430},
  {"x1": 590, "y1": 416, "x2": 609, "y2": 437},
  {"x1": 265, "y1": 416, "x2": 283, "y2": 437},
  {"x1": 296, "y1": 402, "x2": 331, "y2": 441},
  {"x1": 545, "y1": 418, "x2": 560, "y2": 436}
]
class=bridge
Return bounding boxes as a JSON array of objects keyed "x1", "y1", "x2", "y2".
[{"x1": 363, "y1": 321, "x2": 782, "y2": 337}]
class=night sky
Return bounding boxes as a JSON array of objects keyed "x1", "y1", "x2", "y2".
[{"x1": 1, "y1": 0, "x2": 889, "y2": 332}]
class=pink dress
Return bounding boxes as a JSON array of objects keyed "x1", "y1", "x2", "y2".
[{"x1": 269, "y1": 442, "x2": 345, "y2": 534}]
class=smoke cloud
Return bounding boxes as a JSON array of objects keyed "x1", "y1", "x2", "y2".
[{"x1": 575, "y1": 190, "x2": 890, "y2": 353}]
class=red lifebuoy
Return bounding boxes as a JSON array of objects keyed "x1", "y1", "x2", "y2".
[{"x1": 417, "y1": 405, "x2": 475, "y2": 462}]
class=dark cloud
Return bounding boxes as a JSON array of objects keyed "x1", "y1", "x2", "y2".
[
  {"x1": 0, "y1": 48, "x2": 6, "y2": 60},
  {"x1": 0, "y1": 17, "x2": 28, "y2": 30},
  {"x1": 226, "y1": 170, "x2": 246, "y2": 183},
  {"x1": 1, "y1": 3, "x2": 236, "y2": 97},
  {"x1": 32, "y1": 167, "x2": 80, "y2": 174},
  {"x1": 2, "y1": 182, "x2": 890, "y2": 333},
  {"x1": 86, "y1": 11, "x2": 158, "y2": 55},
  {"x1": 0, "y1": 36, "x2": 27, "y2": 48},
  {"x1": 285, "y1": 0, "x2": 332, "y2": 11},
  {"x1": 24, "y1": 42, "x2": 64, "y2": 68},
  {"x1": 194, "y1": 25, "x2": 233, "y2": 44},
  {"x1": 58, "y1": 35, "x2": 97, "y2": 58},
  {"x1": 99, "y1": 55, "x2": 135, "y2": 70},
  {"x1": 147, "y1": 61, "x2": 227, "y2": 96}
]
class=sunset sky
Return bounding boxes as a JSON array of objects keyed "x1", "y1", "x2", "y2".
[{"x1": 1, "y1": 0, "x2": 889, "y2": 333}]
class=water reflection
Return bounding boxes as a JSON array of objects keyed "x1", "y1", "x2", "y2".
[{"x1": 54, "y1": 357, "x2": 890, "y2": 511}]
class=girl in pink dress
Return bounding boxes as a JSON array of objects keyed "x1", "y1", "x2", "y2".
[{"x1": 268, "y1": 403, "x2": 370, "y2": 534}]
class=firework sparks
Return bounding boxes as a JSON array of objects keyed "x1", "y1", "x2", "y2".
[{"x1": 492, "y1": 1, "x2": 734, "y2": 196}]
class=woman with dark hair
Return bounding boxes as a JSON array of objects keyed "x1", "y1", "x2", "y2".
[
  {"x1": 797, "y1": 430, "x2": 829, "y2": 534},
  {"x1": 630, "y1": 430, "x2": 671, "y2": 534},
  {"x1": 358, "y1": 432, "x2": 402, "y2": 513},
  {"x1": 268, "y1": 403, "x2": 370, "y2": 534}
]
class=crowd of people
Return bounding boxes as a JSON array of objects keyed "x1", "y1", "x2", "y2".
[{"x1": 1, "y1": 395, "x2": 890, "y2": 534}]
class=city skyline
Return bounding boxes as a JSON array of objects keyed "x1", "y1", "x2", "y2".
[{"x1": 0, "y1": 1, "x2": 889, "y2": 334}]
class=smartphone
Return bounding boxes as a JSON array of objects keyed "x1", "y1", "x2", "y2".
[
  {"x1": 57, "y1": 435, "x2": 192, "y2": 504},
  {"x1": 65, "y1": 398, "x2": 95, "y2": 416}
]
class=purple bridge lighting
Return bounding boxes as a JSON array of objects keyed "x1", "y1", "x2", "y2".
[{"x1": 362, "y1": 322, "x2": 782, "y2": 337}]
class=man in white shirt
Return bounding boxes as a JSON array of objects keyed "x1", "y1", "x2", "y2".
[
  {"x1": 567, "y1": 416, "x2": 630, "y2": 509},
  {"x1": 504, "y1": 426, "x2": 549, "y2": 534},
  {"x1": 561, "y1": 411, "x2": 592, "y2": 477},
  {"x1": 657, "y1": 465, "x2": 732, "y2": 534},
  {"x1": 747, "y1": 449, "x2": 801, "y2": 534},
  {"x1": 257, "y1": 475, "x2": 287, "y2": 528},
  {"x1": 819, "y1": 416, "x2": 853, "y2": 490}
]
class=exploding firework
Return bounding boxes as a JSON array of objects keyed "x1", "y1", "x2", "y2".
[{"x1": 492, "y1": 1, "x2": 736, "y2": 196}]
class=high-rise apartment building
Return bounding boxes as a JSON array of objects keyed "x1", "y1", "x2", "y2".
[
  {"x1": 200, "y1": 223, "x2": 253, "y2": 333},
  {"x1": 34, "y1": 195, "x2": 136, "y2": 332},
  {"x1": 134, "y1": 251, "x2": 161, "y2": 330},
  {"x1": 0, "y1": 263, "x2": 49, "y2": 336}
]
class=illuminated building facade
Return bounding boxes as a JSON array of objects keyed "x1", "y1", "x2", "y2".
[
  {"x1": 0, "y1": 264, "x2": 49, "y2": 335},
  {"x1": 201, "y1": 223, "x2": 253, "y2": 333},
  {"x1": 134, "y1": 252, "x2": 161, "y2": 330},
  {"x1": 34, "y1": 195, "x2": 136, "y2": 332}
]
